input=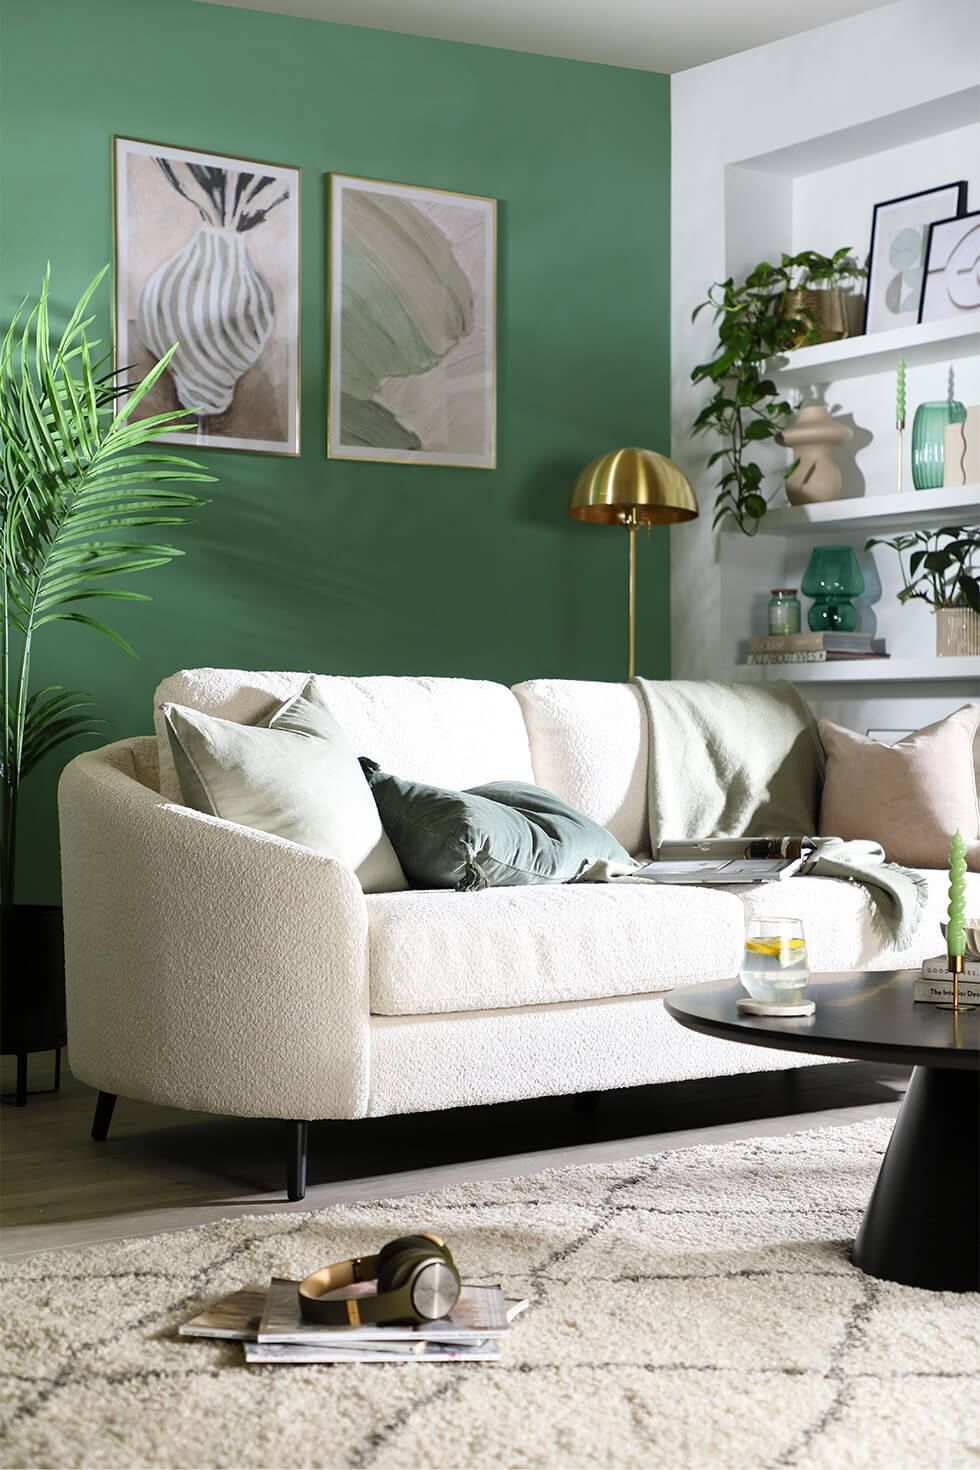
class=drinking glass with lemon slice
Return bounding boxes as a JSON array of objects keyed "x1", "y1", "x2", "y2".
[{"x1": 740, "y1": 918, "x2": 811, "y2": 1010}]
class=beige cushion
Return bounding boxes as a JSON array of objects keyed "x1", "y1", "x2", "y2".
[
  {"x1": 162, "y1": 679, "x2": 407, "y2": 893},
  {"x1": 154, "y1": 670, "x2": 535, "y2": 803},
  {"x1": 818, "y1": 706, "x2": 980, "y2": 872}
]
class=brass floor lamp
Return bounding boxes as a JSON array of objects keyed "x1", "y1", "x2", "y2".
[{"x1": 568, "y1": 447, "x2": 699, "y2": 679}]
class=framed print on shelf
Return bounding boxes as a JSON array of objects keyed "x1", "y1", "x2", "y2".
[
  {"x1": 328, "y1": 173, "x2": 496, "y2": 468},
  {"x1": 862, "y1": 181, "x2": 966, "y2": 335},
  {"x1": 113, "y1": 135, "x2": 300, "y2": 456},
  {"x1": 918, "y1": 209, "x2": 980, "y2": 324}
]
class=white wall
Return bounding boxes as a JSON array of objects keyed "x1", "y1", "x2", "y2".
[{"x1": 670, "y1": 0, "x2": 980, "y2": 736}]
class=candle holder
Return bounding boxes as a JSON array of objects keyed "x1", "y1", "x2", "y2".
[{"x1": 896, "y1": 358, "x2": 906, "y2": 494}]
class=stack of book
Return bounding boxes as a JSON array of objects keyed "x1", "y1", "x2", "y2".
[
  {"x1": 914, "y1": 954, "x2": 980, "y2": 1005},
  {"x1": 180, "y1": 1278, "x2": 527, "y2": 1364},
  {"x1": 746, "y1": 631, "x2": 888, "y2": 665}
]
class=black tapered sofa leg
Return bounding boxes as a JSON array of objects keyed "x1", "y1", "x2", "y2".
[
  {"x1": 91, "y1": 1090, "x2": 117, "y2": 1141},
  {"x1": 287, "y1": 1120, "x2": 309, "y2": 1201}
]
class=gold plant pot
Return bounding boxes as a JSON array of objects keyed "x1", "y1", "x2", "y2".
[
  {"x1": 935, "y1": 607, "x2": 980, "y2": 657},
  {"x1": 781, "y1": 288, "x2": 850, "y2": 348}
]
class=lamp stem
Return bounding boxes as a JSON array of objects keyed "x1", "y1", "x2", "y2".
[{"x1": 627, "y1": 516, "x2": 637, "y2": 681}]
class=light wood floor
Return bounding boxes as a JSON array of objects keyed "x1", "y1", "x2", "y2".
[{"x1": 0, "y1": 1053, "x2": 907, "y2": 1262}]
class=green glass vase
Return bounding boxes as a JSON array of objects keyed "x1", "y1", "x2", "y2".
[
  {"x1": 802, "y1": 545, "x2": 865, "y2": 632},
  {"x1": 911, "y1": 399, "x2": 966, "y2": 491}
]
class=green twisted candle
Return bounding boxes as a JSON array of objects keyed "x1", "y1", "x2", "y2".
[
  {"x1": 947, "y1": 830, "x2": 967, "y2": 958},
  {"x1": 896, "y1": 358, "x2": 906, "y2": 427}
]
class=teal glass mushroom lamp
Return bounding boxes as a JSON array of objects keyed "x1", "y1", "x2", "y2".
[{"x1": 801, "y1": 545, "x2": 865, "y2": 632}]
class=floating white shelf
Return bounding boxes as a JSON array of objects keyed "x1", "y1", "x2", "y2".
[
  {"x1": 731, "y1": 657, "x2": 980, "y2": 685},
  {"x1": 730, "y1": 484, "x2": 980, "y2": 536},
  {"x1": 769, "y1": 315, "x2": 979, "y2": 387}
]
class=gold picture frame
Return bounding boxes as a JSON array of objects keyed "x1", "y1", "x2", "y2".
[
  {"x1": 113, "y1": 135, "x2": 301, "y2": 457},
  {"x1": 327, "y1": 172, "x2": 496, "y2": 469}
]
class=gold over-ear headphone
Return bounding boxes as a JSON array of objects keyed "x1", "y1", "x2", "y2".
[{"x1": 298, "y1": 1234, "x2": 461, "y2": 1326}]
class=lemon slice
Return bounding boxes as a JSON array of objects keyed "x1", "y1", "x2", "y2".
[{"x1": 744, "y1": 937, "x2": 806, "y2": 957}]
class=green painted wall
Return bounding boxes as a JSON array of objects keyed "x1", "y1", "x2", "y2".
[{"x1": 0, "y1": 0, "x2": 671, "y2": 902}]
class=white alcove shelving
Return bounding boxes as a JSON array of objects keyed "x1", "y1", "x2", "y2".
[{"x1": 672, "y1": 23, "x2": 980, "y2": 736}]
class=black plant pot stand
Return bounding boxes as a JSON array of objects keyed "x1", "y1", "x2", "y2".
[
  {"x1": 1, "y1": 905, "x2": 67, "y2": 1106},
  {"x1": 2, "y1": 1047, "x2": 63, "y2": 1107}
]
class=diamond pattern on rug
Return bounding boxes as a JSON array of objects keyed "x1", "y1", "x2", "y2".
[{"x1": 1, "y1": 1118, "x2": 978, "y2": 1470}]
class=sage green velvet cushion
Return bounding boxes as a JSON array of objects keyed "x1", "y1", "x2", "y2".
[
  {"x1": 359, "y1": 760, "x2": 631, "y2": 890},
  {"x1": 162, "y1": 679, "x2": 407, "y2": 893}
]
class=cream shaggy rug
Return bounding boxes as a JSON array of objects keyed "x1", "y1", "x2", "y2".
[{"x1": 2, "y1": 1118, "x2": 979, "y2": 1470}]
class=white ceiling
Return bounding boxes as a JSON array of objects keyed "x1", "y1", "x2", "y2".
[{"x1": 197, "y1": 0, "x2": 897, "y2": 74}]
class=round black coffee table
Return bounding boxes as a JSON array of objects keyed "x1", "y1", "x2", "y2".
[{"x1": 665, "y1": 970, "x2": 979, "y2": 1293}]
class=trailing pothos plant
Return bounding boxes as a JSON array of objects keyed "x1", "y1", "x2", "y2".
[
  {"x1": 0, "y1": 266, "x2": 213, "y2": 906},
  {"x1": 691, "y1": 248, "x2": 865, "y2": 535},
  {"x1": 865, "y1": 527, "x2": 980, "y2": 613}
]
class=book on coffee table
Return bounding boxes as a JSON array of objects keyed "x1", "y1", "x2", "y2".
[{"x1": 915, "y1": 955, "x2": 980, "y2": 1004}]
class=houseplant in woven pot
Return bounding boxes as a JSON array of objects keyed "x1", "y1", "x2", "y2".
[
  {"x1": 1, "y1": 267, "x2": 211, "y2": 1101},
  {"x1": 692, "y1": 247, "x2": 865, "y2": 535},
  {"x1": 865, "y1": 527, "x2": 980, "y2": 656}
]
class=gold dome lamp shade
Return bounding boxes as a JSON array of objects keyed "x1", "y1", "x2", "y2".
[{"x1": 568, "y1": 447, "x2": 699, "y2": 679}]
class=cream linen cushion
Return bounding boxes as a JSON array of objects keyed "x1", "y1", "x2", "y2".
[
  {"x1": 162, "y1": 678, "x2": 407, "y2": 893},
  {"x1": 818, "y1": 706, "x2": 980, "y2": 872}
]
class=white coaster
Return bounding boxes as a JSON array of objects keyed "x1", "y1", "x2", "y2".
[{"x1": 737, "y1": 997, "x2": 815, "y2": 1017}]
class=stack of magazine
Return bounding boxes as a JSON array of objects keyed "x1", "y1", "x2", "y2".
[{"x1": 180, "y1": 1278, "x2": 527, "y2": 1364}]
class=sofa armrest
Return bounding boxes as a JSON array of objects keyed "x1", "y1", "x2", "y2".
[{"x1": 58, "y1": 740, "x2": 370, "y2": 1120}]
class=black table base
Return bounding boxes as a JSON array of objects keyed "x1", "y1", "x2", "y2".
[{"x1": 852, "y1": 1066, "x2": 980, "y2": 1293}]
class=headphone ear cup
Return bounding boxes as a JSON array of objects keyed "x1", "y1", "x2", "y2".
[
  {"x1": 375, "y1": 1235, "x2": 443, "y2": 1284},
  {"x1": 384, "y1": 1246, "x2": 437, "y2": 1293},
  {"x1": 438, "y1": 1243, "x2": 459, "y2": 1283},
  {"x1": 380, "y1": 1247, "x2": 435, "y2": 1294}
]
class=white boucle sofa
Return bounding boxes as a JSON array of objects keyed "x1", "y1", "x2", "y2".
[{"x1": 58, "y1": 671, "x2": 971, "y2": 1200}]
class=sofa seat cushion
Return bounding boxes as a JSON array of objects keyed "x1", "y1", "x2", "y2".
[
  {"x1": 368, "y1": 866, "x2": 977, "y2": 1018},
  {"x1": 368, "y1": 883, "x2": 743, "y2": 1015},
  {"x1": 736, "y1": 867, "x2": 980, "y2": 972}
]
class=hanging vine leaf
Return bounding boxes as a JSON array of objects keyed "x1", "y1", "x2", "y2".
[{"x1": 690, "y1": 248, "x2": 865, "y2": 535}]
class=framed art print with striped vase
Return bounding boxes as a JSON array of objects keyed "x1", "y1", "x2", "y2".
[{"x1": 113, "y1": 136, "x2": 300, "y2": 456}]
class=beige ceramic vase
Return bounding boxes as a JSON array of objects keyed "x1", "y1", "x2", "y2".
[{"x1": 778, "y1": 405, "x2": 853, "y2": 506}]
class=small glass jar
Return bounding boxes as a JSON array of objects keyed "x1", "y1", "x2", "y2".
[{"x1": 768, "y1": 588, "x2": 801, "y2": 636}]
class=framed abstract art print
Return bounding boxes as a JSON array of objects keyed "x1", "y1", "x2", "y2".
[
  {"x1": 862, "y1": 181, "x2": 966, "y2": 334},
  {"x1": 328, "y1": 173, "x2": 496, "y2": 468},
  {"x1": 114, "y1": 135, "x2": 301, "y2": 455},
  {"x1": 919, "y1": 209, "x2": 980, "y2": 324}
]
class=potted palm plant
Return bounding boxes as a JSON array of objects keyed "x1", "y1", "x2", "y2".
[
  {"x1": 1, "y1": 267, "x2": 211, "y2": 1102},
  {"x1": 865, "y1": 527, "x2": 980, "y2": 655}
]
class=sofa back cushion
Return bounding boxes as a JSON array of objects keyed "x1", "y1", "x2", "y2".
[
  {"x1": 153, "y1": 670, "x2": 535, "y2": 803},
  {"x1": 512, "y1": 680, "x2": 648, "y2": 855}
]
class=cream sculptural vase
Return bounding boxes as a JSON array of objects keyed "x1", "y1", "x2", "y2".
[{"x1": 777, "y1": 405, "x2": 853, "y2": 506}]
